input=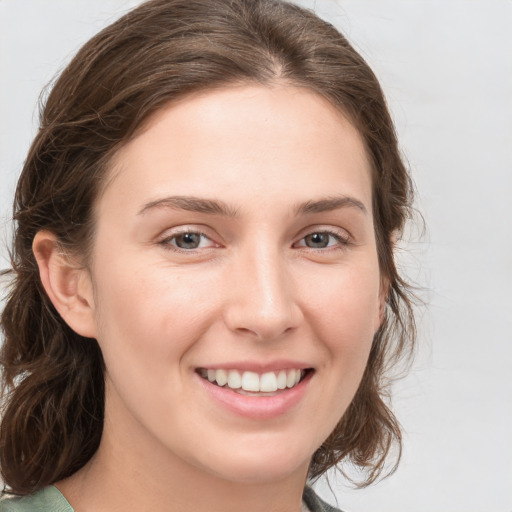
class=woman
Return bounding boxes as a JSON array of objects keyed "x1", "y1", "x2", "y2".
[{"x1": 0, "y1": 0, "x2": 415, "y2": 511}]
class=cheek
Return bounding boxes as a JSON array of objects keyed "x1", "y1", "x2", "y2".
[
  {"x1": 90, "y1": 257, "x2": 218, "y2": 378},
  {"x1": 301, "y1": 259, "x2": 380, "y2": 387},
  {"x1": 293, "y1": 262, "x2": 380, "y2": 444},
  {"x1": 301, "y1": 260, "x2": 381, "y2": 343},
  {"x1": 89, "y1": 260, "x2": 222, "y2": 439}
]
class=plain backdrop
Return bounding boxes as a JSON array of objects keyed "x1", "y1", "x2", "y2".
[{"x1": 1, "y1": 1, "x2": 511, "y2": 511}]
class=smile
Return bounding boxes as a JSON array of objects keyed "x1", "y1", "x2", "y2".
[{"x1": 197, "y1": 368, "x2": 309, "y2": 394}]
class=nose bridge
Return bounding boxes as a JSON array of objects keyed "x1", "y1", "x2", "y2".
[{"x1": 224, "y1": 240, "x2": 302, "y2": 340}]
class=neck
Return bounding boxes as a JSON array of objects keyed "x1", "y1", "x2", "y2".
[{"x1": 57, "y1": 413, "x2": 310, "y2": 512}]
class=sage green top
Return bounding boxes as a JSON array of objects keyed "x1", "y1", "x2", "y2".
[
  {"x1": 0, "y1": 484, "x2": 342, "y2": 511},
  {"x1": 0, "y1": 486, "x2": 73, "y2": 512}
]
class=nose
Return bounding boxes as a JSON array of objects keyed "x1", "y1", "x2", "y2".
[{"x1": 223, "y1": 245, "x2": 303, "y2": 341}]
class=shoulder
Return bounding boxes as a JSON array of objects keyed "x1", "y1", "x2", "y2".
[
  {"x1": 0, "y1": 486, "x2": 74, "y2": 512},
  {"x1": 303, "y1": 485, "x2": 345, "y2": 512},
  {"x1": 1, "y1": 485, "x2": 339, "y2": 512}
]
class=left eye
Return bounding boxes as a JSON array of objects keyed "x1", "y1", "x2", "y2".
[
  {"x1": 163, "y1": 232, "x2": 214, "y2": 250},
  {"x1": 295, "y1": 232, "x2": 345, "y2": 249}
]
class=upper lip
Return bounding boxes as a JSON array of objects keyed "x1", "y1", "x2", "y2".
[{"x1": 195, "y1": 360, "x2": 313, "y2": 373}]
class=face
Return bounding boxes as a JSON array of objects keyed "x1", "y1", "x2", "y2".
[{"x1": 86, "y1": 84, "x2": 383, "y2": 484}]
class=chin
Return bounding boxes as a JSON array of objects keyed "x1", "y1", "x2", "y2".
[{"x1": 196, "y1": 442, "x2": 312, "y2": 485}]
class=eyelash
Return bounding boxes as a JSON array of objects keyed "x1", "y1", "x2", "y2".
[
  {"x1": 158, "y1": 229, "x2": 215, "y2": 252},
  {"x1": 293, "y1": 230, "x2": 350, "y2": 251},
  {"x1": 157, "y1": 228, "x2": 350, "y2": 253}
]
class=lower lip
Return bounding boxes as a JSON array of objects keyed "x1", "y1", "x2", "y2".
[{"x1": 196, "y1": 371, "x2": 313, "y2": 420}]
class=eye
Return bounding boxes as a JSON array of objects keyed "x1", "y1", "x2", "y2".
[
  {"x1": 294, "y1": 230, "x2": 348, "y2": 249},
  {"x1": 160, "y1": 230, "x2": 217, "y2": 251}
]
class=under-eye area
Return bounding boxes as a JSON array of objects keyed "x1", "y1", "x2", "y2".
[{"x1": 196, "y1": 368, "x2": 314, "y2": 395}]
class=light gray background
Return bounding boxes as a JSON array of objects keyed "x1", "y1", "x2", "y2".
[{"x1": 1, "y1": 1, "x2": 511, "y2": 511}]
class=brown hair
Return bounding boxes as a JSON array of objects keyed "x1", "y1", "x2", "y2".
[{"x1": 0, "y1": 0, "x2": 416, "y2": 495}]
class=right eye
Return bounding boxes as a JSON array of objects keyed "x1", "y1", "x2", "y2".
[
  {"x1": 159, "y1": 230, "x2": 217, "y2": 251},
  {"x1": 293, "y1": 229, "x2": 350, "y2": 251}
]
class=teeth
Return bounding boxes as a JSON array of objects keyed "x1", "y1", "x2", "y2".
[
  {"x1": 216, "y1": 369, "x2": 228, "y2": 387},
  {"x1": 201, "y1": 368, "x2": 306, "y2": 392},
  {"x1": 227, "y1": 369, "x2": 242, "y2": 389},
  {"x1": 276, "y1": 370, "x2": 287, "y2": 390},
  {"x1": 242, "y1": 371, "x2": 259, "y2": 392},
  {"x1": 286, "y1": 370, "x2": 296, "y2": 388},
  {"x1": 260, "y1": 372, "x2": 277, "y2": 392}
]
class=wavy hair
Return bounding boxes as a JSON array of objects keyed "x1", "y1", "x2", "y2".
[{"x1": 1, "y1": 0, "x2": 416, "y2": 494}]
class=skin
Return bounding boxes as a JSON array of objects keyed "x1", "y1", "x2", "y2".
[{"x1": 34, "y1": 84, "x2": 385, "y2": 512}]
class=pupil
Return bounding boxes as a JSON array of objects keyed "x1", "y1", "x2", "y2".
[
  {"x1": 177, "y1": 233, "x2": 201, "y2": 249},
  {"x1": 306, "y1": 233, "x2": 328, "y2": 248}
]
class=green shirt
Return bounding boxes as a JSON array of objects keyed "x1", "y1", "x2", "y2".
[
  {"x1": 0, "y1": 485, "x2": 342, "y2": 511},
  {"x1": 0, "y1": 487, "x2": 73, "y2": 512}
]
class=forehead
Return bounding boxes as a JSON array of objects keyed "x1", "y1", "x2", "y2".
[{"x1": 101, "y1": 84, "x2": 373, "y2": 216}]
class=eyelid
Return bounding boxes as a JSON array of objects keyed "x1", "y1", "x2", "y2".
[
  {"x1": 155, "y1": 224, "x2": 351, "y2": 253},
  {"x1": 293, "y1": 226, "x2": 351, "y2": 249},
  {"x1": 156, "y1": 226, "x2": 221, "y2": 252}
]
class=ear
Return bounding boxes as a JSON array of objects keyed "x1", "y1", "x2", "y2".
[{"x1": 33, "y1": 230, "x2": 97, "y2": 338}]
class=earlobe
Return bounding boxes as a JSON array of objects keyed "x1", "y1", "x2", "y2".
[{"x1": 33, "y1": 230, "x2": 97, "y2": 338}]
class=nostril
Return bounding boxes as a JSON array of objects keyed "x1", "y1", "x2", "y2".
[
  {"x1": 232, "y1": 324, "x2": 297, "y2": 341},
  {"x1": 224, "y1": 303, "x2": 303, "y2": 341}
]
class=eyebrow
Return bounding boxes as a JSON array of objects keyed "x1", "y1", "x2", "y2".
[
  {"x1": 138, "y1": 194, "x2": 367, "y2": 217},
  {"x1": 138, "y1": 196, "x2": 239, "y2": 217},
  {"x1": 294, "y1": 195, "x2": 368, "y2": 216}
]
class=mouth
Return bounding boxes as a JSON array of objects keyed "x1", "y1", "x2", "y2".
[{"x1": 196, "y1": 368, "x2": 313, "y2": 396}]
